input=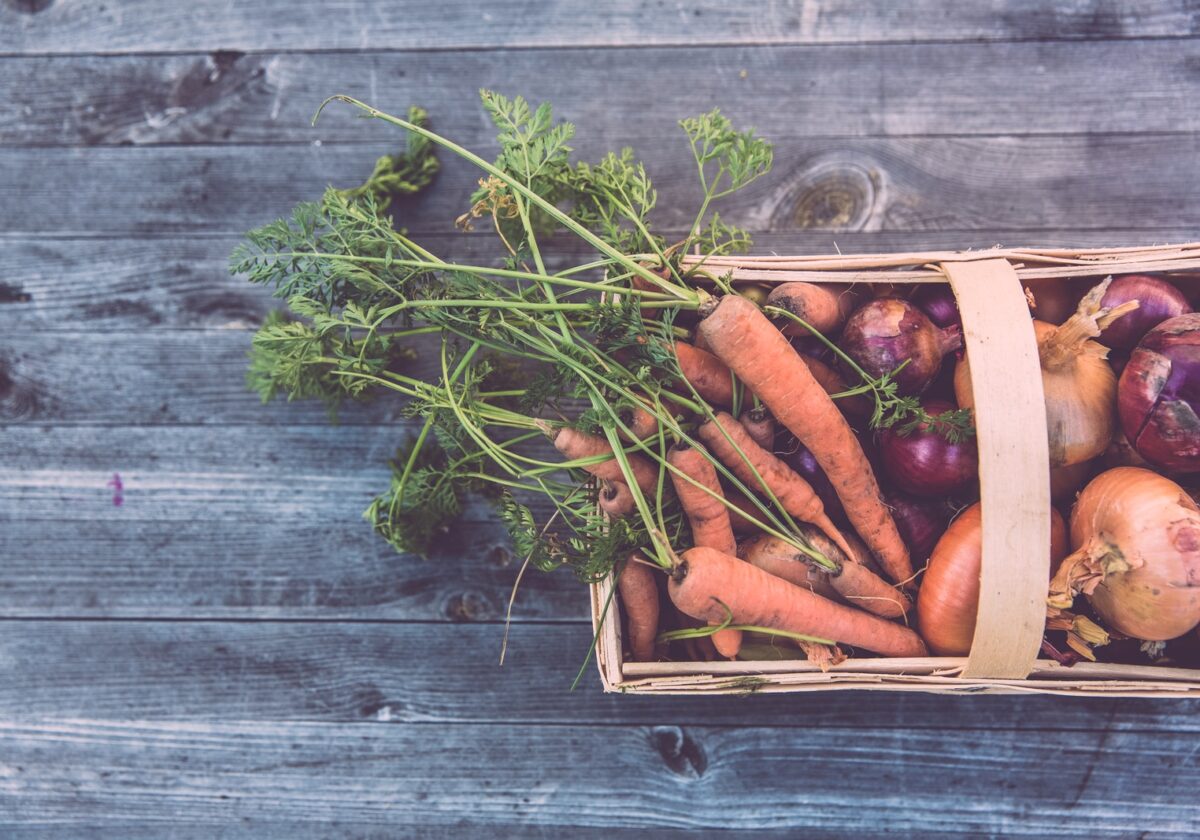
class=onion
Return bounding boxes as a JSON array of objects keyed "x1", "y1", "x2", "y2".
[
  {"x1": 883, "y1": 490, "x2": 954, "y2": 562},
  {"x1": 879, "y1": 399, "x2": 978, "y2": 497},
  {"x1": 911, "y1": 284, "x2": 961, "y2": 330},
  {"x1": 1049, "y1": 467, "x2": 1200, "y2": 641},
  {"x1": 1118, "y1": 313, "x2": 1200, "y2": 473},
  {"x1": 1024, "y1": 277, "x2": 1086, "y2": 325},
  {"x1": 841, "y1": 298, "x2": 962, "y2": 395},
  {"x1": 1050, "y1": 460, "x2": 1094, "y2": 507},
  {"x1": 1098, "y1": 274, "x2": 1190, "y2": 351},
  {"x1": 956, "y1": 277, "x2": 1135, "y2": 467},
  {"x1": 919, "y1": 503, "x2": 1069, "y2": 656},
  {"x1": 1102, "y1": 428, "x2": 1148, "y2": 470}
]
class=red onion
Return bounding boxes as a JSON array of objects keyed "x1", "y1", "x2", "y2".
[
  {"x1": 879, "y1": 399, "x2": 978, "y2": 497},
  {"x1": 1098, "y1": 274, "x2": 1191, "y2": 351},
  {"x1": 1119, "y1": 313, "x2": 1200, "y2": 473},
  {"x1": 841, "y1": 298, "x2": 962, "y2": 395},
  {"x1": 912, "y1": 284, "x2": 961, "y2": 330},
  {"x1": 883, "y1": 490, "x2": 954, "y2": 561}
]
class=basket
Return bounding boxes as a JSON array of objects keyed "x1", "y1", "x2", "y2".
[{"x1": 592, "y1": 243, "x2": 1200, "y2": 697}]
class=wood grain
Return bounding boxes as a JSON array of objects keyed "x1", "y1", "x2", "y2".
[
  {"x1": 0, "y1": 717, "x2": 1197, "y2": 836},
  {"x1": 3, "y1": 620, "x2": 1200, "y2": 729},
  {"x1": 4, "y1": 135, "x2": 1199, "y2": 237},
  {"x1": 3, "y1": 1, "x2": 1194, "y2": 54},
  {"x1": 6, "y1": 41, "x2": 1200, "y2": 146}
]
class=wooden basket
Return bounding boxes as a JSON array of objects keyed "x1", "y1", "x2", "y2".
[{"x1": 592, "y1": 243, "x2": 1200, "y2": 697}]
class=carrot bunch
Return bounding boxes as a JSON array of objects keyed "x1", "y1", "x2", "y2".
[{"x1": 238, "y1": 90, "x2": 992, "y2": 673}]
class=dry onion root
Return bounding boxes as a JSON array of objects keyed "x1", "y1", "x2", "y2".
[{"x1": 1048, "y1": 466, "x2": 1200, "y2": 641}]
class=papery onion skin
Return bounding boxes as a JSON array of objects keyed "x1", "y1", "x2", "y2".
[
  {"x1": 912, "y1": 284, "x2": 962, "y2": 330},
  {"x1": 1118, "y1": 313, "x2": 1200, "y2": 473},
  {"x1": 1050, "y1": 460, "x2": 1094, "y2": 507},
  {"x1": 1052, "y1": 467, "x2": 1200, "y2": 640},
  {"x1": 919, "y1": 504, "x2": 1068, "y2": 656},
  {"x1": 1098, "y1": 274, "x2": 1190, "y2": 351},
  {"x1": 879, "y1": 399, "x2": 978, "y2": 498},
  {"x1": 842, "y1": 298, "x2": 962, "y2": 395}
]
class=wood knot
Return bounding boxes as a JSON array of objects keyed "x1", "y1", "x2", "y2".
[
  {"x1": 649, "y1": 726, "x2": 707, "y2": 779},
  {"x1": 443, "y1": 591, "x2": 494, "y2": 622},
  {"x1": 0, "y1": 361, "x2": 40, "y2": 421},
  {"x1": 4, "y1": 0, "x2": 54, "y2": 13},
  {"x1": 779, "y1": 156, "x2": 878, "y2": 231}
]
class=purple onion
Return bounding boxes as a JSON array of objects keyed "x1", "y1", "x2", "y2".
[
  {"x1": 1099, "y1": 274, "x2": 1191, "y2": 351},
  {"x1": 879, "y1": 399, "x2": 978, "y2": 497},
  {"x1": 1119, "y1": 313, "x2": 1200, "y2": 473},
  {"x1": 912, "y1": 284, "x2": 962, "y2": 330},
  {"x1": 841, "y1": 298, "x2": 962, "y2": 395},
  {"x1": 883, "y1": 489, "x2": 954, "y2": 561}
]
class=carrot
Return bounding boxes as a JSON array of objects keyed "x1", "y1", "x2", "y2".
[
  {"x1": 598, "y1": 480, "x2": 635, "y2": 519},
  {"x1": 669, "y1": 546, "x2": 928, "y2": 657},
  {"x1": 738, "y1": 406, "x2": 776, "y2": 450},
  {"x1": 673, "y1": 341, "x2": 734, "y2": 407},
  {"x1": 800, "y1": 527, "x2": 912, "y2": 620},
  {"x1": 798, "y1": 353, "x2": 870, "y2": 419},
  {"x1": 667, "y1": 444, "x2": 742, "y2": 657},
  {"x1": 697, "y1": 412, "x2": 854, "y2": 561},
  {"x1": 724, "y1": 488, "x2": 765, "y2": 535},
  {"x1": 617, "y1": 554, "x2": 661, "y2": 662},
  {"x1": 738, "y1": 533, "x2": 840, "y2": 602},
  {"x1": 552, "y1": 427, "x2": 657, "y2": 495},
  {"x1": 767, "y1": 282, "x2": 859, "y2": 336},
  {"x1": 617, "y1": 402, "x2": 659, "y2": 442},
  {"x1": 698, "y1": 295, "x2": 913, "y2": 585}
]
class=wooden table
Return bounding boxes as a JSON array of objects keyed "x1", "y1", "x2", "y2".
[{"x1": 2, "y1": 2, "x2": 1198, "y2": 836}]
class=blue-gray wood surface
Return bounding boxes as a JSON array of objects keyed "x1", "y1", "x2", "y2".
[{"x1": 2, "y1": 2, "x2": 1199, "y2": 836}]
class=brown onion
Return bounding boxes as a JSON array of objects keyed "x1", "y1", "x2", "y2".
[
  {"x1": 1024, "y1": 277, "x2": 1086, "y2": 325},
  {"x1": 1050, "y1": 460, "x2": 1094, "y2": 507},
  {"x1": 842, "y1": 298, "x2": 962, "y2": 395},
  {"x1": 919, "y1": 503, "x2": 1068, "y2": 656},
  {"x1": 1049, "y1": 467, "x2": 1200, "y2": 641},
  {"x1": 956, "y1": 277, "x2": 1136, "y2": 467}
]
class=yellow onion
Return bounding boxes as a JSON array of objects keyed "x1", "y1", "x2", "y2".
[
  {"x1": 918, "y1": 503, "x2": 1068, "y2": 656},
  {"x1": 956, "y1": 278, "x2": 1137, "y2": 467},
  {"x1": 1049, "y1": 466, "x2": 1200, "y2": 641}
]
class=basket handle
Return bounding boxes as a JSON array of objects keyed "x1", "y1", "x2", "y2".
[{"x1": 941, "y1": 259, "x2": 1050, "y2": 679}]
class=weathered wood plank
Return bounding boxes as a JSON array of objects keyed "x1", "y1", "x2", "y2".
[
  {"x1": 9, "y1": 230, "x2": 1198, "y2": 331},
  {"x1": 4, "y1": 620, "x2": 1200, "y2": 731},
  {"x1": 0, "y1": 425, "x2": 577, "y2": 620},
  {"x1": 4, "y1": 135, "x2": 1199, "y2": 237},
  {"x1": 0, "y1": 717, "x2": 1197, "y2": 835},
  {"x1": 7, "y1": 41, "x2": 1200, "y2": 146},
  {"x1": 1, "y1": 0, "x2": 1194, "y2": 54}
]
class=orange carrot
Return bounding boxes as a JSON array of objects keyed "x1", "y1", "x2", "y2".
[
  {"x1": 802, "y1": 527, "x2": 911, "y2": 620},
  {"x1": 617, "y1": 402, "x2": 659, "y2": 442},
  {"x1": 767, "y1": 282, "x2": 859, "y2": 336},
  {"x1": 698, "y1": 295, "x2": 913, "y2": 585},
  {"x1": 667, "y1": 444, "x2": 742, "y2": 657},
  {"x1": 598, "y1": 480, "x2": 635, "y2": 519},
  {"x1": 552, "y1": 427, "x2": 657, "y2": 495},
  {"x1": 673, "y1": 341, "x2": 734, "y2": 407},
  {"x1": 698, "y1": 412, "x2": 854, "y2": 561},
  {"x1": 738, "y1": 406, "x2": 776, "y2": 450},
  {"x1": 669, "y1": 546, "x2": 928, "y2": 657},
  {"x1": 618, "y1": 554, "x2": 661, "y2": 662},
  {"x1": 738, "y1": 533, "x2": 840, "y2": 602},
  {"x1": 798, "y1": 353, "x2": 870, "y2": 419}
]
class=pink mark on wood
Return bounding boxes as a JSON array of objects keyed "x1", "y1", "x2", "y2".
[{"x1": 107, "y1": 473, "x2": 124, "y2": 507}]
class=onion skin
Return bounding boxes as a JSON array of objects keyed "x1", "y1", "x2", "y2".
[
  {"x1": 1050, "y1": 467, "x2": 1200, "y2": 641},
  {"x1": 1118, "y1": 313, "x2": 1200, "y2": 473},
  {"x1": 912, "y1": 284, "x2": 961, "y2": 330},
  {"x1": 884, "y1": 490, "x2": 954, "y2": 563},
  {"x1": 879, "y1": 400, "x2": 978, "y2": 498},
  {"x1": 919, "y1": 504, "x2": 1068, "y2": 656},
  {"x1": 1025, "y1": 277, "x2": 1086, "y2": 325},
  {"x1": 842, "y1": 298, "x2": 962, "y2": 395},
  {"x1": 1098, "y1": 274, "x2": 1190, "y2": 351},
  {"x1": 1050, "y1": 460, "x2": 1094, "y2": 507}
]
